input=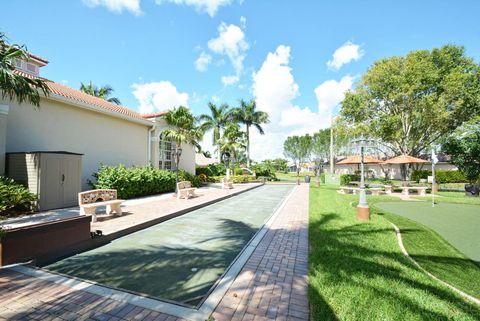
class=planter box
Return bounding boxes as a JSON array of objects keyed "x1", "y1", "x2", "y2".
[{"x1": 0, "y1": 216, "x2": 91, "y2": 266}]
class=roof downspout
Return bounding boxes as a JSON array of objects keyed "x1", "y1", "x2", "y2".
[{"x1": 148, "y1": 122, "x2": 156, "y2": 166}]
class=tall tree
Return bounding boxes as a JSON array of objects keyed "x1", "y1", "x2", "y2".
[
  {"x1": 442, "y1": 117, "x2": 480, "y2": 184},
  {"x1": 0, "y1": 32, "x2": 50, "y2": 107},
  {"x1": 231, "y1": 99, "x2": 270, "y2": 167},
  {"x1": 80, "y1": 81, "x2": 121, "y2": 105},
  {"x1": 217, "y1": 122, "x2": 246, "y2": 166},
  {"x1": 283, "y1": 135, "x2": 312, "y2": 175},
  {"x1": 160, "y1": 106, "x2": 204, "y2": 187},
  {"x1": 341, "y1": 45, "x2": 480, "y2": 157},
  {"x1": 198, "y1": 102, "x2": 231, "y2": 163},
  {"x1": 312, "y1": 129, "x2": 331, "y2": 163}
]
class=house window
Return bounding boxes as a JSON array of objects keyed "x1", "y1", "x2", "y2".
[{"x1": 159, "y1": 140, "x2": 176, "y2": 170}]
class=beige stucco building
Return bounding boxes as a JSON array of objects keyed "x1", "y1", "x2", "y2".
[{"x1": 0, "y1": 53, "x2": 195, "y2": 191}]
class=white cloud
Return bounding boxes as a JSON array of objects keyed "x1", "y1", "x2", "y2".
[
  {"x1": 156, "y1": 0, "x2": 233, "y2": 17},
  {"x1": 314, "y1": 75, "x2": 354, "y2": 115},
  {"x1": 250, "y1": 45, "x2": 328, "y2": 160},
  {"x1": 207, "y1": 22, "x2": 249, "y2": 86},
  {"x1": 327, "y1": 41, "x2": 364, "y2": 70},
  {"x1": 194, "y1": 52, "x2": 212, "y2": 72},
  {"x1": 240, "y1": 16, "x2": 246, "y2": 29},
  {"x1": 83, "y1": 0, "x2": 142, "y2": 15},
  {"x1": 132, "y1": 81, "x2": 189, "y2": 114}
]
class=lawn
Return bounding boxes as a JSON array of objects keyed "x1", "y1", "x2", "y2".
[
  {"x1": 309, "y1": 185, "x2": 480, "y2": 321},
  {"x1": 276, "y1": 171, "x2": 316, "y2": 182}
]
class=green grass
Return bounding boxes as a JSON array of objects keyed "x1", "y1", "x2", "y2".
[{"x1": 309, "y1": 185, "x2": 480, "y2": 321}]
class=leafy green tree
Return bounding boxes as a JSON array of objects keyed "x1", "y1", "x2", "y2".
[
  {"x1": 160, "y1": 106, "x2": 204, "y2": 187},
  {"x1": 442, "y1": 117, "x2": 480, "y2": 183},
  {"x1": 231, "y1": 99, "x2": 270, "y2": 167},
  {"x1": 272, "y1": 158, "x2": 288, "y2": 172},
  {"x1": 0, "y1": 32, "x2": 50, "y2": 107},
  {"x1": 217, "y1": 122, "x2": 246, "y2": 166},
  {"x1": 312, "y1": 129, "x2": 330, "y2": 162},
  {"x1": 80, "y1": 81, "x2": 121, "y2": 105},
  {"x1": 341, "y1": 45, "x2": 480, "y2": 157},
  {"x1": 199, "y1": 102, "x2": 232, "y2": 162},
  {"x1": 283, "y1": 135, "x2": 312, "y2": 175}
]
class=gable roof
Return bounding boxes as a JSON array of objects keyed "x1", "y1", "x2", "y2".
[{"x1": 13, "y1": 70, "x2": 151, "y2": 124}]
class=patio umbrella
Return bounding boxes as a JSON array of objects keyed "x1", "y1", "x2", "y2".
[
  {"x1": 383, "y1": 154, "x2": 429, "y2": 165},
  {"x1": 336, "y1": 155, "x2": 383, "y2": 165},
  {"x1": 383, "y1": 154, "x2": 429, "y2": 182}
]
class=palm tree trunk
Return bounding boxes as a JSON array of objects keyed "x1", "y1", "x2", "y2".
[{"x1": 246, "y1": 125, "x2": 250, "y2": 167}]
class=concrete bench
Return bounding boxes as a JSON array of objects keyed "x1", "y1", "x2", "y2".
[
  {"x1": 340, "y1": 186, "x2": 360, "y2": 194},
  {"x1": 383, "y1": 185, "x2": 393, "y2": 194},
  {"x1": 177, "y1": 181, "x2": 196, "y2": 199},
  {"x1": 78, "y1": 189, "x2": 123, "y2": 222},
  {"x1": 401, "y1": 186, "x2": 428, "y2": 196},
  {"x1": 369, "y1": 187, "x2": 383, "y2": 195},
  {"x1": 222, "y1": 177, "x2": 234, "y2": 189}
]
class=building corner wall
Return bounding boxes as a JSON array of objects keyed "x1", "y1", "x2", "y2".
[{"x1": 0, "y1": 105, "x2": 9, "y2": 175}]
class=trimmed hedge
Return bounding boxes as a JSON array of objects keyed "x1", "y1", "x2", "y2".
[
  {"x1": 207, "y1": 175, "x2": 259, "y2": 183},
  {"x1": 340, "y1": 174, "x2": 361, "y2": 186},
  {"x1": 411, "y1": 170, "x2": 468, "y2": 184},
  {"x1": 0, "y1": 176, "x2": 37, "y2": 215},
  {"x1": 91, "y1": 165, "x2": 200, "y2": 199}
]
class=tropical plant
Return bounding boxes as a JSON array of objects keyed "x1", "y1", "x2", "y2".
[
  {"x1": 341, "y1": 45, "x2": 480, "y2": 157},
  {"x1": 0, "y1": 32, "x2": 50, "y2": 107},
  {"x1": 199, "y1": 102, "x2": 232, "y2": 162},
  {"x1": 442, "y1": 117, "x2": 480, "y2": 183},
  {"x1": 0, "y1": 176, "x2": 37, "y2": 215},
  {"x1": 160, "y1": 106, "x2": 204, "y2": 186},
  {"x1": 217, "y1": 122, "x2": 246, "y2": 166},
  {"x1": 79, "y1": 81, "x2": 121, "y2": 105},
  {"x1": 231, "y1": 99, "x2": 270, "y2": 167}
]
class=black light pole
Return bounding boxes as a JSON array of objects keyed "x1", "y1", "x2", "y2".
[{"x1": 175, "y1": 146, "x2": 182, "y2": 194}]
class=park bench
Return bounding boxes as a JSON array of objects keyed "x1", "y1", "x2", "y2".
[
  {"x1": 177, "y1": 181, "x2": 196, "y2": 199},
  {"x1": 340, "y1": 186, "x2": 360, "y2": 194},
  {"x1": 383, "y1": 185, "x2": 393, "y2": 194},
  {"x1": 222, "y1": 177, "x2": 234, "y2": 189},
  {"x1": 401, "y1": 186, "x2": 428, "y2": 196},
  {"x1": 369, "y1": 187, "x2": 383, "y2": 195},
  {"x1": 78, "y1": 189, "x2": 124, "y2": 222}
]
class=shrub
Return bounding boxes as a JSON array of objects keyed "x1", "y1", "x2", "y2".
[
  {"x1": 207, "y1": 175, "x2": 259, "y2": 183},
  {"x1": 320, "y1": 173, "x2": 326, "y2": 183},
  {"x1": 91, "y1": 165, "x2": 201, "y2": 199},
  {"x1": 195, "y1": 163, "x2": 226, "y2": 177},
  {"x1": 198, "y1": 173, "x2": 208, "y2": 183},
  {"x1": 251, "y1": 161, "x2": 277, "y2": 180},
  {"x1": 0, "y1": 176, "x2": 37, "y2": 215},
  {"x1": 411, "y1": 170, "x2": 468, "y2": 184},
  {"x1": 340, "y1": 174, "x2": 361, "y2": 186},
  {"x1": 234, "y1": 168, "x2": 244, "y2": 175}
]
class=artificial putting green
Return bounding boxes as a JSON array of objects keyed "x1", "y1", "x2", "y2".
[
  {"x1": 46, "y1": 185, "x2": 293, "y2": 304},
  {"x1": 374, "y1": 201, "x2": 480, "y2": 262}
]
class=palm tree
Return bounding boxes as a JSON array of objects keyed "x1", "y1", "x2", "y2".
[
  {"x1": 79, "y1": 81, "x2": 121, "y2": 105},
  {"x1": 160, "y1": 106, "x2": 204, "y2": 191},
  {"x1": 0, "y1": 32, "x2": 50, "y2": 107},
  {"x1": 217, "y1": 123, "x2": 247, "y2": 166},
  {"x1": 231, "y1": 99, "x2": 270, "y2": 167},
  {"x1": 198, "y1": 102, "x2": 232, "y2": 163}
]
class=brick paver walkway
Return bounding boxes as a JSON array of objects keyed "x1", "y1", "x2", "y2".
[{"x1": 0, "y1": 184, "x2": 309, "y2": 321}]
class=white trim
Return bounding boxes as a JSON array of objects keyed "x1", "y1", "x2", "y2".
[
  {"x1": 0, "y1": 104, "x2": 10, "y2": 115},
  {"x1": 43, "y1": 93, "x2": 153, "y2": 127}
]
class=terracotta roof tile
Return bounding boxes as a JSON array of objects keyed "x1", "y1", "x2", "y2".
[
  {"x1": 12, "y1": 71, "x2": 149, "y2": 122},
  {"x1": 141, "y1": 111, "x2": 168, "y2": 118}
]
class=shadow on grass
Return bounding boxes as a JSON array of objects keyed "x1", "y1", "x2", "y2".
[
  {"x1": 309, "y1": 212, "x2": 480, "y2": 321},
  {"x1": 45, "y1": 218, "x2": 257, "y2": 304}
]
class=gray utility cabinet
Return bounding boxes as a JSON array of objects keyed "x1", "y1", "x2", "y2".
[{"x1": 6, "y1": 152, "x2": 83, "y2": 211}]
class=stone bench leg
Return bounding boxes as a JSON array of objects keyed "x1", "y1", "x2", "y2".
[
  {"x1": 81, "y1": 207, "x2": 97, "y2": 222},
  {"x1": 402, "y1": 189, "x2": 409, "y2": 196},
  {"x1": 419, "y1": 189, "x2": 426, "y2": 196},
  {"x1": 107, "y1": 204, "x2": 122, "y2": 215}
]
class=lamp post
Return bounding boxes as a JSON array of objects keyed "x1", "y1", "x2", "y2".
[
  {"x1": 353, "y1": 137, "x2": 373, "y2": 220},
  {"x1": 222, "y1": 152, "x2": 231, "y2": 180},
  {"x1": 175, "y1": 146, "x2": 182, "y2": 194}
]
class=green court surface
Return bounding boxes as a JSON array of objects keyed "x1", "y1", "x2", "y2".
[
  {"x1": 375, "y1": 202, "x2": 480, "y2": 262},
  {"x1": 46, "y1": 185, "x2": 292, "y2": 305}
]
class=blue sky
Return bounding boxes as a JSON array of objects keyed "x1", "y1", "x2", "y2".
[{"x1": 2, "y1": 0, "x2": 479, "y2": 159}]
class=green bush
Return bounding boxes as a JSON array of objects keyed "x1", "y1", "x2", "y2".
[
  {"x1": 320, "y1": 173, "x2": 326, "y2": 184},
  {"x1": 411, "y1": 170, "x2": 468, "y2": 184},
  {"x1": 251, "y1": 162, "x2": 277, "y2": 180},
  {"x1": 207, "y1": 175, "x2": 259, "y2": 183},
  {"x1": 234, "y1": 167, "x2": 244, "y2": 175},
  {"x1": 195, "y1": 163, "x2": 226, "y2": 177},
  {"x1": 340, "y1": 174, "x2": 361, "y2": 186},
  {"x1": 91, "y1": 165, "x2": 201, "y2": 199},
  {"x1": 0, "y1": 176, "x2": 37, "y2": 215}
]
